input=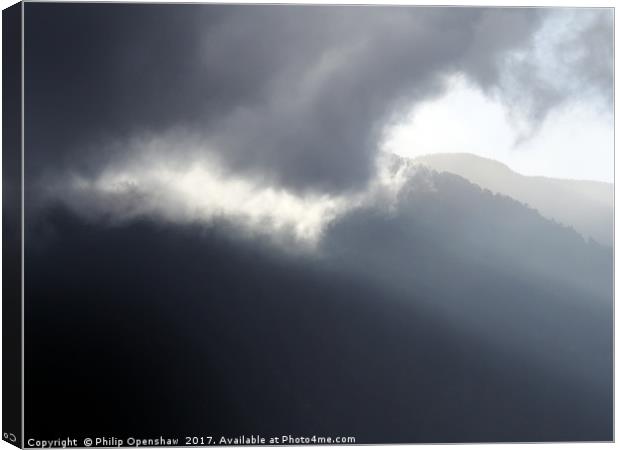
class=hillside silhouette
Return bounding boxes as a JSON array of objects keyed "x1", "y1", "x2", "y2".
[
  {"x1": 26, "y1": 165, "x2": 612, "y2": 442},
  {"x1": 413, "y1": 152, "x2": 613, "y2": 246}
]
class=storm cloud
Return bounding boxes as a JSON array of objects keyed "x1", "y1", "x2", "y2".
[{"x1": 27, "y1": 5, "x2": 596, "y2": 199}]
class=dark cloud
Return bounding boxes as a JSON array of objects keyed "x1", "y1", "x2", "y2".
[{"x1": 26, "y1": 4, "x2": 550, "y2": 195}]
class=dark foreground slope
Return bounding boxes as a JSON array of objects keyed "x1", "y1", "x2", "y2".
[{"x1": 25, "y1": 169, "x2": 612, "y2": 443}]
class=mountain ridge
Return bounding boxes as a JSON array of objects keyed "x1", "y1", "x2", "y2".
[{"x1": 406, "y1": 152, "x2": 613, "y2": 246}]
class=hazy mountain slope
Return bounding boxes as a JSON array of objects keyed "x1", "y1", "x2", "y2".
[
  {"x1": 412, "y1": 152, "x2": 613, "y2": 246},
  {"x1": 324, "y1": 167, "x2": 611, "y2": 381},
  {"x1": 26, "y1": 166, "x2": 612, "y2": 442}
]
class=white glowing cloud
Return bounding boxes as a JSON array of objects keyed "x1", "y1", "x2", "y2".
[
  {"x1": 63, "y1": 160, "x2": 347, "y2": 246},
  {"x1": 49, "y1": 137, "x2": 420, "y2": 249}
]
